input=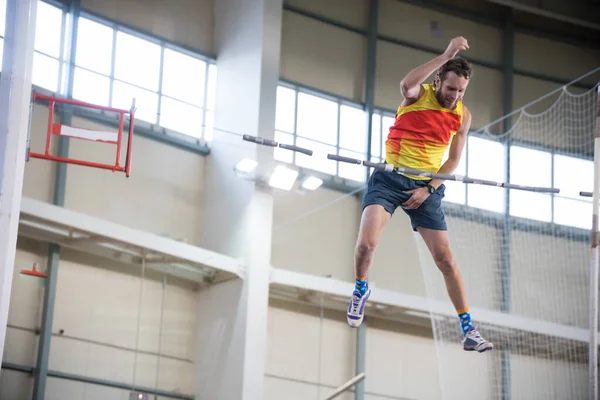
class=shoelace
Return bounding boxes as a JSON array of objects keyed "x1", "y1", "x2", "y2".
[
  {"x1": 469, "y1": 328, "x2": 483, "y2": 340},
  {"x1": 351, "y1": 292, "x2": 362, "y2": 311}
]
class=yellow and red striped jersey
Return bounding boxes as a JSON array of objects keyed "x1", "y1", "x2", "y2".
[{"x1": 385, "y1": 83, "x2": 464, "y2": 180}]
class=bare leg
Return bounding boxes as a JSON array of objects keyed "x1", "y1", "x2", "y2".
[
  {"x1": 354, "y1": 205, "x2": 392, "y2": 278},
  {"x1": 417, "y1": 227, "x2": 468, "y2": 311},
  {"x1": 347, "y1": 205, "x2": 391, "y2": 327},
  {"x1": 418, "y1": 227, "x2": 494, "y2": 351}
]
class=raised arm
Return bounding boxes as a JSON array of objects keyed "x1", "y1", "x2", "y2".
[{"x1": 400, "y1": 37, "x2": 469, "y2": 105}]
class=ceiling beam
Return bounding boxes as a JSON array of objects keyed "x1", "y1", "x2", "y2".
[{"x1": 485, "y1": 0, "x2": 600, "y2": 31}]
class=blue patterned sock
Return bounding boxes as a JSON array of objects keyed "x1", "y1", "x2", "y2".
[
  {"x1": 355, "y1": 276, "x2": 368, "y2": 296},
  {"x1": 458, "y1": 309, "x2": 473, "y2": 337}
]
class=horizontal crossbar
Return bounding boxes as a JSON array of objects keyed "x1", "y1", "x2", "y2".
[
  {"x1": 28, "y1": 153, "x2": 126, "y2": 173},
  {"x1": 242, "y1": 134, "x2": 313, "y2": 155},
  {"x1": 241, "y1": 135, "x2": 562, "y2": 194}
]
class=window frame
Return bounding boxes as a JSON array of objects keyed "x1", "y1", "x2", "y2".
[
  {"x1": 74, "y1": 10, "x2": 216, "y2": 141},
  {"x1": 275, "y1": 81, "x2": 369, "y2": 183}
]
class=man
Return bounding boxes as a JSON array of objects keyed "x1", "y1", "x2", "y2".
[{"x1": 346, "y1": 37, "x2": 493, "y2": 353}]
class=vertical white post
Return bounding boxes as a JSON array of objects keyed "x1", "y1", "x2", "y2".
[
  {"x1": 0, "y1": 0, "x2": 37, "y2": 365},
  {"x1": 590, "y1": 84, "x2": 600, "y2": 400}
]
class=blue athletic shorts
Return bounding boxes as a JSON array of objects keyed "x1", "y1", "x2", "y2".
[{"x1": 361, "y1": 169, "x2": 447, "y2": 232}]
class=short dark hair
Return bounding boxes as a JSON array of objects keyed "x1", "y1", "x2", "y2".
[{"x1": 437, "y1": 57, "x2": 472, "y2": 82}]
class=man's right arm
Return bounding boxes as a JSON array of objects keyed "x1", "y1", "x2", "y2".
[{"x1": 399, "y1": 36, "x2": 469, "y2": 105}]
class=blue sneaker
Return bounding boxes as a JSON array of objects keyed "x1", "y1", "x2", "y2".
[
  {"x1": 462, "y1": 326, "x2": 494, "y2": 352},
  {"x1": 347, "y1": 287, "x2": 371, "y2": 328}
]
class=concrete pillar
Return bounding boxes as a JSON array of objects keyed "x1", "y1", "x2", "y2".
[
  {"x1": 195, "y1": 0, "x2": 282, "y2": 399},
  {"x1": 0, "y1": 0, "x2": 38, "y2": 366}
]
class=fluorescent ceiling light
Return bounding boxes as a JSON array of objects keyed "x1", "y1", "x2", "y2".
[
  {"x1": 268, "y1": 165, "x2": 298, "y2": 191},
  {"x1": 234, "y1": 158, "x2": 258, "y2": 173},
  {"x1": 301, "y1": 176, "x2": 323, "y2": 190}
]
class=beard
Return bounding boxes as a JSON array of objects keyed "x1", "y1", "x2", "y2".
[{"x1": 435, "y1": 90, "x2": 456, "y2": 109}]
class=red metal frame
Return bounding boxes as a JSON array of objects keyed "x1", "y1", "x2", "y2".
[
  {"x1": 20, "y1": 262, "x2": 48, "y2": 279},
  {"x1": 27, "y1": 90, "x2": 136, "y2": 177}
]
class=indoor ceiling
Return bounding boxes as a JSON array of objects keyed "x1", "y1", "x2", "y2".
[{"x1": 410, "y1": 0, "x2": 600, "y2": 48}]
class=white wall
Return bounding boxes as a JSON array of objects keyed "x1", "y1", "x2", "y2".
[
  {"x1": 280, "y1": 11, "x2": 367, "y2": 102},
  {"x1": 286, "y1": 0, "x2": 368, "y2": 29},
  {"x1": 24, "y1": 110, "x2": 207, "y2": 246},
  {"x1": 3, "y1": 238, "x2": 197, "y2": 398},
  {"x1": 378, "y1": 0, "x2": 502, "y2": 66},
  {"x1": 81, "y1": 0, "x2": 214, "y2": 55},
  {"x1": 430, "y1": 216, "x2": 502, "y2": 311},
  {"x1": 511, "y1": 353, "x2": 587, "y2": 399},
  {"x1": 271, "y1": 187, "x2": 360, "y2": 280},
  {"x1": 265, "y1": 300, "x2": 356, "y2": 400},
  {"x1": 264, "y1": 300, "x2": 500, "y2": 400},
  {"x1": 22, "y1": 104, "x2": 58, "y2": 204},
  {"x1": 514, "y1": 33, "x2": 600, "y2": 88}
]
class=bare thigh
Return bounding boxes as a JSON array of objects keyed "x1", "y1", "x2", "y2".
[
  {"x1": 357, "y1": 204, "x2": 392, "y2": 248},
  {"x1": 417, "y1": 227, "x2": 452, "y2": 263}
]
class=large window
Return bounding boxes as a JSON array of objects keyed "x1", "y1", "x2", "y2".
[
  {"x1": 467, "y1": 136, "x2": 506, "y2": 213},
  {"x1": 0, "y1": 2, "x2": 215, "y2": 141},
  {"x1": 32, "y1": 1, "x2": 64, "y2": 92},
  {"x1": 553, "y1": 154, "x2": 592, "y2": 229},
  {"x1": 274, "y1": 84, "x2": 368, "y2": 183},
  {"x1": 509, "y1": 145, "x2": 552, "y2": 222},
  {"x1": 72, "y1": 15, "x2": 216, "y2": 140},
  {"x1": 370, "y1": 111, "x2": 396, "y2": 163},
  {"x1": 0, "y1": 1, "x2": 66, "y2": 91},
  {"x1": 277, "y1": 86, "x2": 592, "y2": 231},
  {"x1": 0, "y1": 1, "x2": 66, "y2": 90},
  {"x1": 441, "y1": 140, "x2": 467, "y2": 205}
]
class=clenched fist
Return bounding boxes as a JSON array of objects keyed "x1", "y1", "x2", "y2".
[{"x1": 443, "y1": 36, "x2": 469, "y2": 60}]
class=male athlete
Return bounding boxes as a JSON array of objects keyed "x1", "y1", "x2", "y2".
[{"x1": 346, "y1": 37, "x2": 493, "y2": 353}]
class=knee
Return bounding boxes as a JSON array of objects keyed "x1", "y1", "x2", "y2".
[
  {"x1": 355, "y1": 239, "x2": 377, "y2": 256},
  {"x1": 433, "y1": 248, "x2": 457, "y2": 275}
]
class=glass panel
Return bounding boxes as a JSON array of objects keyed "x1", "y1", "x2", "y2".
[
  {"x1": 554, "y1": 197, "x2": 591, "y2": 230},
  {"x1": 0, "y1": 0, "x2": 5, "y2": 38},
  {"x1": 32, "y1": 52, "x2": 59, "y2": 92},
  {"x1": 275, "y1": 86, "x2": 296, "y2": 134},
  {"x1": 338, "y1": 149, "x2": 366, "y2": 182},
  {"x1": 72, "y1": 67, "x2": 110, "y2": 106},
  {"x1": 160, "y1": 96, "x2": 203, "y2": 138},
  {"x1": 114, "y1": 31, "x2": 161, "y2": 92},
  {"x1": 554, "y1": 154, "x2": 592, "y2": 201},
  {"x1": 441, "y1": 140, "x2": 467, "y2": 205},
  {"x1": 295, "y1": 137, "x2": 337, "y2": 175},
  {"x1": 274, "y1": 131, "x2": 294, "y2": 164},
  {"x1": 296, "y1": 92, "x2": 338, "y2": 145},
  {"x1": 510, "y1": 191, "x2": 552, "y2": 222},
  {"x1": 162, "y1": 48, "x2": 206, "y2": 106},
  {"x1": 370, "y1": 113, "x2": 381, "y2": 158},
  {"x1": 381, "y1": 115, "x2": 395, "y2": 157},
  {"x1": 76, "y1": 17, "x2": 113, "y2": 75},
  {"x1": 206, "y1": 63, "x2": 217, "y2": 111},
  {"x1": 339, "y1": 104, "x2": 366, "y2": 153},
  {"x1": 34, "y1": 1, "x2": 62, "y2": 58},
  {"x1": 112, "y1": 80, "x2": 158, "y2": 124},
  {"x1": 509, "y1": 145, "x2": 552, "y2": 221},
  {"x1": 467, "y1": 136, "x2": 505, "y2": 213}
]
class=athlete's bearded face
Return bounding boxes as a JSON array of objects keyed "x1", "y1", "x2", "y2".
[{"x1": 434, "y1": 71, "x2": 470, "y2": 110}]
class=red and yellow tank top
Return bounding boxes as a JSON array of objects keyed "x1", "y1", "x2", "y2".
[{"x1": 385, "y1": 83, "x2": 464, "y2": 180}]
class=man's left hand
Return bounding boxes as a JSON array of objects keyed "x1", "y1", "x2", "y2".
[{"x1": 402, "y1": 187, "x2": 431, "y2": 209}]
